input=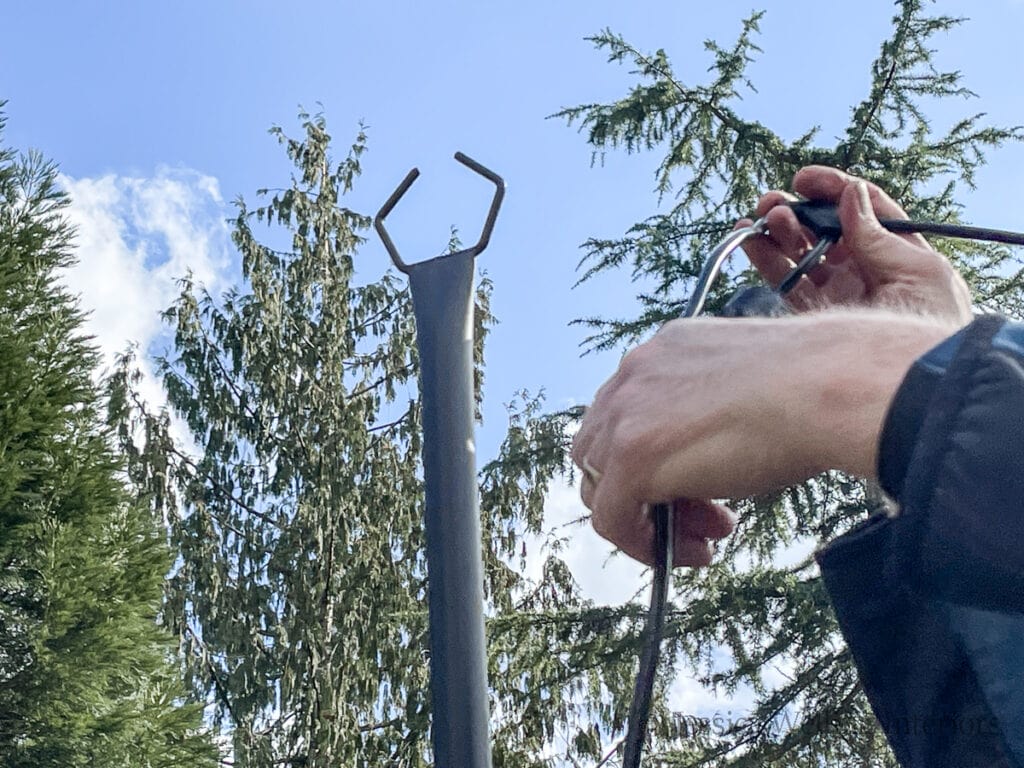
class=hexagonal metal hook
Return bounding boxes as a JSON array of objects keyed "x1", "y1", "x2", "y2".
[{"x1": 374, "y1": 152, "x2": 505, "y2": 274}]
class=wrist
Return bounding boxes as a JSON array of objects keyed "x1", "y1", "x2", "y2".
[{"x1": 799, "y1": 311, "x2": 959, "y2": 479}]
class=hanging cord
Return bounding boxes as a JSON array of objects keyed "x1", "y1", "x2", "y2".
[
  {"x1": 621, "y1": 508, "x2": 674, "y2": 766},
  {"x1": 621, "y1": 219, "x2": 766, "y2": 768},
  {"x1": 619, "y1": 203, "x2": 1024, "y2": 768}
]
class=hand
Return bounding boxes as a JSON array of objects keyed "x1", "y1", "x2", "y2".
[
  {"x1": 572, "y1": 311, "x2": 956, "y2": 566},
  {"x1": 738, "y1": 166, "x2": 973, "y2": 324}
]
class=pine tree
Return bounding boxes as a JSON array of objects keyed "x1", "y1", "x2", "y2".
[
  {"x1": 551, "y1": 1, "x2": 1024, "y2": 765},
  {"x1": 0, "y1": 109, "x2": 217, "y2": 767}
]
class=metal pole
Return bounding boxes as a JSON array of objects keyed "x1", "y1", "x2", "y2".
[
  {"x1": 375, "y1": 154, "x2": 504, "y2": 767},
  {"x1": 409, "y1": 251, "x2": 491, "y2": 767}
]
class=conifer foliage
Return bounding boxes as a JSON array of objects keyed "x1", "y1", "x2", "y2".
[
  {"x1": 0, "y1": 111, "x2": 216, "y2": 767},
  {"x1": 103, "y1": 3, "x2": 1024, "y2": 767},
  {"x1": 110, "y1": 114, "x2": 600, "y2": 767},
  {"x1": 552, "y1": 1, "x2": 1023, "y2": 765}
]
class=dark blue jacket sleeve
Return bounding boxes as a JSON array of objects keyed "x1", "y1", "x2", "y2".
[{"x1": 815, "y1": 313, "x2": 1024, "y2": 768}]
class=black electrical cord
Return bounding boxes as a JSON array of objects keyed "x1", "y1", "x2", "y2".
[
  {"x1": 620, "y1": 202, "x2": 1024, "y2": 768},
  {"x1": 790, "y1": 200, "x2": 1024, "y2": 247},
  {"x1": 619, "y1": 220, "x2": 766, "y2": 768},
  {"x1": 621, "y1": 508, "x2": 674, "y2": 767}
]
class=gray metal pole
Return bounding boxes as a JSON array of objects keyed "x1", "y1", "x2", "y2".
[
  {"x1": 374, "y1": 153, "x2": 504, "y2": 767},
  {"x1": 409, "y1": 251, "x2": 491, "y2": 768}
]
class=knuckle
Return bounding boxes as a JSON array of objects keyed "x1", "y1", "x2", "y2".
[
  {"x1": 617, "y1": 345, "x2": 649, "y2": 377},
  {"x1": 615, "y1": 419, "x2": 650, "y2": 459},
  {"x1": 570, "y1": 433, "x2": 584, "y2": 462},
  {"x1": 579, "y1": 484, "x2": 592, "y2": 511},
  {"x1": 590, "y1": 510, "x2": 616, "y2": 542}
]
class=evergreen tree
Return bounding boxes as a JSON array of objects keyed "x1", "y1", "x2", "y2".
[
  {"x1": 0, "y1": 110, "x2": 216, "y2": 767},
  {"x1": 110, "y1": 4, "x2": 1024, "y2": 767},
  {"x1": 110, "y1": 113, "x2": 600, "y2": 767},
  {"x1": 551, "y1": 1, "x2": 1024, "y2": 765}
]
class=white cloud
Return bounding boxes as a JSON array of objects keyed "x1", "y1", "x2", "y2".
[{"x1": 59, "y1": 167, "x2": 233, "y2": 410}]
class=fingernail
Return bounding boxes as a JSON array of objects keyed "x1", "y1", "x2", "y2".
[{"x1": 856, "y1": 181, "x2": 872, "y2": 217}]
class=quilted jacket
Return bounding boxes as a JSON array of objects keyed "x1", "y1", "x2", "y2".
[{"x1": 817, "y1": 313, "x2": 1024, "y2": 767}]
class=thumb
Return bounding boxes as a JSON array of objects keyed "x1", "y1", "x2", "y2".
[{"x1": 837, "y1": 180, "x2": 904, "y2": 275}]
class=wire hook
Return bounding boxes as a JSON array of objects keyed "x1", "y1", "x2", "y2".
[
  {"x1": 683, "y1": 217, "x2": 768, "y2": 318},
  {"x1": 374, "y1": 152, "x2": 506, "y2": 274}
]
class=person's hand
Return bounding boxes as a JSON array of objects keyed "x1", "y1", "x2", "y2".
[
  {"x1": 572, "y1": 311, "x2": 957, "y2": 566},
  {"x1": 738, "y1": 166, "x2": 973, "y2": 325}
]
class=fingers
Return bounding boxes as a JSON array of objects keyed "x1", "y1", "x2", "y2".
[
  {"x1": 577, "y1": 415, "x2": 735, "y2": 568},
  {"x1": 741, "y1": 166, "x2": 938, "y2": 302},
  {"x1": 737, "y1": 217, "x2": 821, "y2": 307},
  {"x1": 759, "y1": 166, "x2": 927, "y2": 252},
  {"x1": 742, "y1": 190, "x2": 824, "y2": 299},
  {"x1": 589, "y1": 492, "x2": 656, "y2": 565},
  {"x1": 674, "y1": 535, "x2": 715, "y2": 568},
  {"x1": 571, "y1": 373, "x2": 620, "y2": 478},
  {"x1": 673, "y1": 498, "x2": 737, "y2": 539},
  {"x1": 586, "y1": 485, "x2": 736, "y2": 568},
  {"x1": 755, "y1": 190, "x2": 798, "y2": 218},
  {"x1": 672, "y1": 499, "x2": 735, "y2": 566},
  {"x1": 738, "y1": 216, "x2": 800, "y2": 287},
  {"x1": 578, "y1": 465, "x2": 598, "y2": 509},
  {"x1": 793, "y1": 166, "x2": 930, "y2": 250},
  {"x1": 792, "y1": 166, "x2": 908, "y2": 219},
  {"x1": 650, "y1": 500, "x2": 737, "y2": 568},
  {"x1": 835, "y1": 181, "x2": 929, "y2": 277}
]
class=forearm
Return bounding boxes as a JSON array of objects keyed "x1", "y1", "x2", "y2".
[{"x1": 798, "y1": 310, "x2": 962, "y2": 479}]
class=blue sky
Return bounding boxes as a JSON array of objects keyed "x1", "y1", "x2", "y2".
[
  {"x1": 4, "y1": 0, "x2": 1024, "y2": 725},
  {"x1": 5, "y1": 1, "x2": 1024, "y2": 452}
]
